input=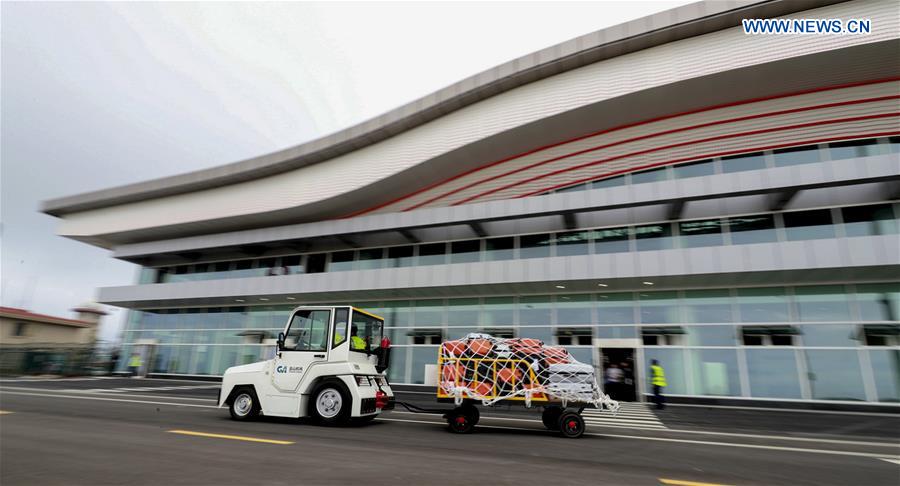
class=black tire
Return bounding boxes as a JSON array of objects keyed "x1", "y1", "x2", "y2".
[
  {"x1": 228, "y1": 387, "x2": 260, "y2": 421},
  {"x1": 310, "y1": 380, "x2": 352, "y2": 426},
  {"x1": 446, "y1": 406, "x2": 478, "y2": 434},
  {"x1": 542, "y1": 406, "x2": 563, "y2": 430},
  {"x1": 558, "y1": 412, "x2": 585, "y2": 438}
]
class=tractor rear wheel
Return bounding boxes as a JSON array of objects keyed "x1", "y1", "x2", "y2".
[
  {"x1": 558, "y1": 412, "x2": 585, "y2": 438},
  {"x1": 446, "y1": 406, "x2": 478, "y2": 434},
  {"x1": 542, "y1": 406, "x2": 563, "y2": 430}
]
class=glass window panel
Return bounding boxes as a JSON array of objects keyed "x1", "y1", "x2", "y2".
[
  {"x1": 258, "y1": 258, "x2": 278, "y2": 277},
  {"x1": 634, "y1": 223, "x2": 673, "y2": 251},
  {"x1": 889, "y1": 136, "x2": 900, "y2": 153},
  {"x1": 387, "y1": 246, "x2": 415, "y2": 268},
  {"x1": 746, "y1": 349, "x2": 802, "y2": 398},
  {"x1": 450, "y1": 240, "x2": 481, "y2": 264},
  {"x1": 556, "y1": 295, "x2": 593, "y2": 325},
  {"x1": 382, "y1": 301, "x2": 411, "y2": 327},
  {"x1": 783, "y1": 209, "x2": 835, "y2": 241},
  {"x1": 596, "y1": 293, "x2": 635, "y2": 324},
  {"x1": 282, "y1": 255, "x2": 303, "y2": 275},
  {"x1": 644, "y1": 349, "x2": 686, "y2": 395},
  {"x1": 519, "y1": 233, "x2": 553, "y2": 259},
  {"x1": 685, "y1": 325, "x2": 737, "y2": 346},
  {"x1": 485, "y1": 237, "x2": 515, "y2": 261},
  {"x1": 357, "y1": 248, "x2": 384, "y2": 270},
  {"x1": 631, "y1": 167, "x2": 669, "y2": 184},
  {"x1": 388, "y1": 346, "x2": 409, "y2": 383},
  {"x1": 594, "y1": 227, "x2": 631, "y2": 254},
  {"x1": 566, "y1": 347, "x2": 593, "y2": 365},
  {"x1": 800, "y1": 324, "x2": 859, "y2": 347},
  {"x1": 683, "y1": 289, "x2": 733, "y2": 323},
  {"x1": 520, "y1": 326, "x2": 553, "y2": 343},
  {"x1": 721, "y1": 151, "x2": 767, "y2": 173},
  {"x1": 737, "y1": 287, "x2": 790, "y2": 322},
  {"x1": 555, "y1": 230, "x2": 591, "y2": 256},
  {"x1": 856, "y1": 283, "x2": 900, "y2": 321},
  {"x1": 592, "y1": 175, "x2": 626, "y2": 189},
  {"x1": 596, "y1": 326, "x2": 637, "y2": 338},
  {"x1": 728, "y1": 215, "x2": 777, "y2": 244},
  {"x1": 828, "y1": 138, "x2": 883, "y2": 160},
  {"x1": 679, "y1": 219, "x2": 725, "y2": 248},
  {"x1": 674, "y1": 159, "x2": 715, "y2": 179},
  {"x1": 413, "y1": 299, "x2": 443, "y2": 327},
  {"x1": 557, "y1": 183, "x2": 589, "y2": 193},
  {"x1": 639, "y1": 291, "x2": 681, "y2": 324},
  {"x1": 410, "y1": 346, "x2": 438, "y2": 384},
  {"x1": 773, "y1": 145, "x2": 821, "y2": 166},
  {"x1": 330, "y1": 251, "x2": 356, "y2": 272},
  {"x1": 446, "y1": 327, "x2": 479, "y2": 340},
  {"x1": 805, "y1": 350, "x2": 866, "y2": 400},
  {"x1": 794, "y1": 285, "x2": 851, "y2": 322},
  {"x1": 869, "y1": 349, "x2": 900, "y2": 402},
  {"x1": 305, "y1": 254, "x2": 326, "y2": 274},
  {"x1": 842, "y1": 204, "x2": 898, "y2": 237},
  {"x1": 482, "y1": 297, "x2": 515, "y2": 326},
  {"x1": 688, "y1": 349, "x2": 741, "y2": 396},
  {"x1": 417, "y1": 243, "x2": 446, "y2": 266},
  {"x1": 519, "y1": 296, "x2": 553, "y2": 326},
  {"x1": 447, "y1": 298, "x2": 480, "y2": 326}
]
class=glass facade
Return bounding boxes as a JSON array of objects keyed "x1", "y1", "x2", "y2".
[{"x1": 121, "y1": 283, "x2": 900, "y2": 403}]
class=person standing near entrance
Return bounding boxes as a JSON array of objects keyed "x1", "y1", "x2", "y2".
[
  {"x1": 128, "y1": 353, "x2": 142, "y2": 377},
  {"x1": 604, "y1": 363, "x2": 624, "y2": 400},
  {"x1": 650, "y1": 359, "x2": 667, "y2": 409}
]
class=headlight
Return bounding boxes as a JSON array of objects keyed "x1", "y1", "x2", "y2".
[{"x1": 355, "y1": 375, "x2": 371, "y2": 386}]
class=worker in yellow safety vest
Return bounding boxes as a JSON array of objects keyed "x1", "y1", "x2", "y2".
[
  {"x1": 349, "y1": 324, "x2": 367, "y2": 350},
  {"x1": 128, "y1": 353, "x2": 142, "y2": 377},
  {"x1": 650, "y1": 359, "x2": 666, "y2": 410}
]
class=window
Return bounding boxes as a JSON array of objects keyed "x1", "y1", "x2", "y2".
[
  {"x1": 597, "y1": 293, "x2": 634, "y2": 324},
  {"x1": 673, "y1": 159, "x2": 715, "y2": 179},
  {"x1": 332, "y1": 308, "x2": 349, "y2": 349},
  {"x1": 284, "y1": 309, "x2": 331, "y2": 351},
  {"x1": 555, "y1": 328, "x2": 592, "y2": 345},
  {"x1": 828, "y1": 138, "x2": 882, "y2": 160},
  {"x1": 417, "y1": 243, "x2": 446, "y2": 266},
  {"x1": 519, "y1": 296, "x2": 552, "y2": 326},
  {"x1": 641, "y1": 327, "x2": 684, "y2": 345},
  {"x1": 413, "y1": 300, "x2": 443, "y2": 327},
  {"x1": 330, "y1": 251, "x2": 355, "y2": 272},
  {"x1": 557, "y1": 183, "x2": 589, "y2": 193},
  {"x1": 856, "y1": 283, "x2": 900, "y2": 321},
  {"x1": 232, "y1": 260, "x2": 256, "y2": 278},
  {"x1": 592, "y1": 175, "x2": 626, "y2": 189},
  {"x1": 483, "y1": 297, "x2": 514, "y2": 326},
  {"x1": 800, "y1": 324, "x2": 859, "y2": 347},
  {"x1": 862, "y1": 325, "x2": 900, "y2": 346},
  {"x1": 683, "y1": 289, "x2": 733, "y2": 323},
  {"x1": 634, "y1": 223, "x2": 673, "y2": 251},
  {"x1": 351, "y1": 310, "x2": 384, "y2": 352},
  {"x1": 773, "y1": 145, "x2": 820, "y2": 166},
  {"x1": 869, "y1": 349, "x2": 900, "y2": 402},
  {"x1": 555, "y1": 230, "x2": 591, "y2": 256},
  {"x1": 447, "y1": 298, "x2": 480, "y2": 326},
  {"x1": 728, "y1": 215, "x2": 777, "y2": 244},
  {"x1": 306, "y1": 254, "x2": 326, "y2": 274},
  {"x1": 357, "y1": 248, "x2": 384, "y2": 270},
  {"x1": 721, "y1": 151, "x2": 766, "y2": 173},
  {"x1": 741, "y1": 326, "x2": 798, "y2": 345},
  {"x1": 737, "y1": 287, "x2": 790, "y2": 322},
  {"x1": 745, "y1": 349, "x2": 802, "y2": 398},
  {"x1": 13, "y1": 322, "x2": 26, "y2": 337},
  {"x1": 408, "y1": 330, "x2": 442, "y2": 345},
  {"x1": 594, "y1": 227, "x2": 630, "y2": 254},
  {"x1": 639, "y1": 291, "x2": 680, "y2": 323},
  {"x1": 485, "y1": 237, "x2": 515, "y2": 261},
  {"x1": 841, "y1": 204, "x2": 897, "y2": 237},
  {"x1": 679, "y1": 219, "x2": 725, "y2": 248},
  {"x1": 387, "y1": 246, "x2": 414, "y2": 268},
  {"x1": 631, "y1": 167, "x2": 668, "y2": 184},
  {"x1": 556, "y1": 295, "x2": 592, "y2": 325},
  {"x1": 519, "y1": 233, "x2": 552, "y2": 259},
  {"x1": 794, "y1": 285, "x2": 851, "y2": 322},
  {"x1": 782, "y1": 209, "x2": 835, "y2": 240},
  {"x1": 687, "y1": 349, "x2": 741, "y2": 396},
  {"x1": 282, "y1": 255, "x2": 303, "y2": 274},
  {"x1": 450, "y1": 240, "x2": 481, "y2": 264},
  {"x1": 805, "y1": 350, "x2": 867, "y2": 401},
  {"x1": 889, "y1": 136, "x2": 900, "y2": 153}
]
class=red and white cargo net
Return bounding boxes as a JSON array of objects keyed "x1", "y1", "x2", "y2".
[{"x1": 439, "y1": 333, "x2": 619, "y2": 412}]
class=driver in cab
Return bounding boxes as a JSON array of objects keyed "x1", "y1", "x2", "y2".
[{"x1": 334, "y1": 323, "x2": 367, "y2": 350}]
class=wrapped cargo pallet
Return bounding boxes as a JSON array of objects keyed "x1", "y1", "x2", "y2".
[{"x1": 437, "y1": 333, "x2": 619, "y2": 412}]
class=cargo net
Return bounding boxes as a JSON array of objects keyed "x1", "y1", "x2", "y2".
[{"x1": 438, "y1": 333, "x2": 619, "y2": 412}]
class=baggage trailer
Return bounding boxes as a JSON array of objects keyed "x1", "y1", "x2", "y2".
[{"x1": 398, "y1": 333, "x2": 619, "y2": 438}]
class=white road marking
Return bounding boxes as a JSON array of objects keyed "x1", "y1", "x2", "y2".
[
  {"x1": 667, "y1": 402, "x2": 900, "y2": 418},
  {"x1": 1, "y1": 386, "x2": 215, "y2": 402},
  {"x1": 1, "y1": 390, "x2": 218, "y2": 409},
  {"x1": 879, "y1": 458, "x2": 900, "y2": 466},
  {"x1": 375, "y1": 417, "x2": 900, "y2": 460}
]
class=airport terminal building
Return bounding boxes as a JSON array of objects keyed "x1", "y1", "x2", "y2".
[{"x1": 44, "y1": 0, "x2": 899, "y2": 406}]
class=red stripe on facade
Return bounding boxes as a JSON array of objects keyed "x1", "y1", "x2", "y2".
[
  {"x1": 454, "y1": 112, "x2": 900, "y2": 205},
  {"x1": 343, "y1": 77, "x2": 900, "y2": 218},
  {"x1": 408, "y1": 94, "x2": 900, "y2": 210},
  {"x1": 518, "y1": 129, "x2": 900, "y2": 198}
]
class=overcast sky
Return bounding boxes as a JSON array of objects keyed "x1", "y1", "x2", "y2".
[{"x1": 1, "y1": 1, "x2": 691, "y2": 343}]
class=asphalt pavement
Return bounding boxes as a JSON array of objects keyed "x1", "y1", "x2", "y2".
[{"x1": 1, "y1": 377, "x2": 898, "y2": 486}]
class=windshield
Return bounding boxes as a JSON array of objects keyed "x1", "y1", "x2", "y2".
[{"x1": 350, "y1": 309, "x2": 384, "y2": 353}]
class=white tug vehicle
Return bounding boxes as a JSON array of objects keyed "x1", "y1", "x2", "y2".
[{"x1": 218, "y1": 306, "x2": 393, "y2": 425}]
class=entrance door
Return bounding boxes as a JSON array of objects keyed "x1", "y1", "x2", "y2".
[
  {"x1": 600, "y1": 348, "x2": 637, "y2": 402},
  {"x1": 268, "y1": 308, "x2": 333, "y2": 415}
]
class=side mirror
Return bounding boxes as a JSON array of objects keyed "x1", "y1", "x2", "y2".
[{"x1": 277, "y1": 332, "x2": 285, "y2": 350}]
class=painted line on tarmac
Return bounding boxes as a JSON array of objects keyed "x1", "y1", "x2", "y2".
[
  {"x1": 880, "y1": 458, "x2": 900, "y2": 466},
  {"x1": 0, "y1": 390, "x2": 219, "y2": 409},
  {"x1": 0, "y1": 411, "x2": 13, "y2": 415},
  {"x1": 384, "y1": 410, "x2": 899, "y2": 448},
  {"x1": 667, "y1": 403, "x2": 900, "y2": 418},
  {"x1": 659, "y1": 478, "x2": 732, "y2": 486},
  {"x1": 168, "y1": 429, "x2": 293, "y2": 445},
  {"x1": 375, "y1": 417, "x2": 900, "y2": 460},
  {"x1": 0, "y1": 386, "x2": 215, "y2": 402}
]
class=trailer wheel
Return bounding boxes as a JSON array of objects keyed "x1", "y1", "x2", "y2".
[
  {"x1": 542, "y1": 406, "x2": 562, "y2": 430},
  {"x1": 311, "y1": 380, "x2": 351, "y2": 426},
  {"x1": 446, "y1": 406, "x2": 478, "y2": 434},
  {"x1": 229, "y1": 387, "x2": 260, "y2": 421},
  {"x1": 558, "y1": 412, "x2": 585, "y2": 438}
]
